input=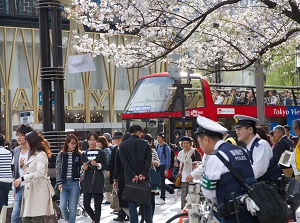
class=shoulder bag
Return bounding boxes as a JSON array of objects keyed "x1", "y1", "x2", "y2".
[
  {"x1": 215, "y1": 152, "x2": 290, "y2": 223},
  {"x1": 174, "y1": 162, "x2": 184, "y2": 187}
]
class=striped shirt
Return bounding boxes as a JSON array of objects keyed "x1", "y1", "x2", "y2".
[
  {"x1": 85, "y1": 149, "x2": 99, "y2": 161},
  {"x1": 66, "y1": 152, "x2": 73, "y2": 179},
  {"x1": 0, "y1": 146, "x2": 13, "y2": 183}
]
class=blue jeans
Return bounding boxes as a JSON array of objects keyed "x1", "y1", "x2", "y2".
[
  {"x1": 0, "y1": 181, "x2": 12, "y2": 212},
  {"x1": 11, "y1": 188, "x2": 23, "y2": 223},
  {"x1": 128, "y1": 201, "x2": 152, "y2": 223},
  {"x1": 60, "y1": 179, "x2": 80, "y2": 223}
]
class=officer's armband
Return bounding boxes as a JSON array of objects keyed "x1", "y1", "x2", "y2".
[{"x1": 201, "y1": 176, "x2": 217, "y2": 190}]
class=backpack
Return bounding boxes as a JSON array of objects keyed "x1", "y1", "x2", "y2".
[
  {"x1": 215, "y1": 152, "x2": 291, "y2": 223},
  {"x1": 157, "y1": 143, "x2": 175, "y2": 169}
]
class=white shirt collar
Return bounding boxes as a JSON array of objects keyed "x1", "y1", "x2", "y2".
[
  {"x1": 213, "y1": 140, "x2": 225, "y2": 152},
  {"x1": 246, "y1": 134, "x2": 260, "y2": 151}
]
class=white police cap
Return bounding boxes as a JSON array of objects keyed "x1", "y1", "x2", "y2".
[
  {"x1": 233, "y1": 114, "x2": 259, "y2": 128},
  {"x1": 194, "y1": 116, "x2": 228, "y2": 137}
]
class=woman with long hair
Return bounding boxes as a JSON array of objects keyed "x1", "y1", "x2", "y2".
[
  {"x1": 81, "y1": 132, "x2": 107, "y2": 223},
  {"x1": 56, "y1": 134, "x2": 82, "y2": 223},
  {"x1": 140, "y1": 133, "x2": 160, "y2": 222},
  {"x1": 97, "y1": 136, "x2": 112, "y2": 205},
  {"x1": 13, "y1": 131, "x2": 54, "y2": 223}
]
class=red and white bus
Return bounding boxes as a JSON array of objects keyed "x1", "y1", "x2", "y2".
[{"x1": 122, "y1": 72, "x2": 300, "y2": 143}]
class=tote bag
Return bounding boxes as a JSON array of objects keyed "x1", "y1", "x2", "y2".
[{"x1": 149, "y1": 169, "x2": 161, "y2": 187}]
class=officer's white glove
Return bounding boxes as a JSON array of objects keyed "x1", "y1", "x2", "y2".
[{"x1": 240, "y1": 194, "x2": 260, "y2": 216}]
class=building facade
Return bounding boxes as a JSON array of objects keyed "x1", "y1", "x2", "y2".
[{"x1": 0, "y1": 0, "x2": 167, "y2": 140}]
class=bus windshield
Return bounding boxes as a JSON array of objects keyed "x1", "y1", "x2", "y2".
[
  {"x1": 124, "y1": 76, "x2": 175, "y2": 113},
  {"x1": 124, "y1": 75, "x2": 205, "y2": 113}
]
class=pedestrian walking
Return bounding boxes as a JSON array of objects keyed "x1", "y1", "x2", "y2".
[
  {"x1": 11, "y1": 124, "x2": 33, "y2": 223},
  {"x1": 97, "y1": 136, "x2": 112, "y2": 205},
  {"x1": 177, "y1": 136, "x2": 201, "y2": 209},
  {"x1": 0, "y1": 133, "x2": 13, "y2": 213},
  {"x1": 13, "y1": 131, "x2": 54, "y2": 223},
  {"x1": 156, "y1": 132, "x2": 174, "y2": 205},
  {"x1": 140, "y1": 134, "x2": 160, "y2": 222},
  {"x1": 113, "y1": 132, "x2": 130, "y2": 222},
  {"x1": 119, "y1": 125, "x2": 152, "y2": 223},
  {"x1": 56, "y1": 134, "x2": 82, "y2": 223},
  {"x1": 291, "y1": 119, "x2": 300, "y2": 181},
  {"x1": 81, "y1": 132, "x2": 107, "y2": 223}
]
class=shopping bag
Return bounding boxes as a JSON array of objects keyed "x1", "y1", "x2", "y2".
[
  {"x1": 1, "y1": 205, "x2": 13, "y2": 223},
  {"x1": 123, "y1": 180, "x2": 151, "y2": 205},
  {"x1": 110, "y1": 188, "x2": 120, "y2": 209}
]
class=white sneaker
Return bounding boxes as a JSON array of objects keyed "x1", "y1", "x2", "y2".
[
  {"x1": 174, "y1": 189, "x2": 178, "y2": 202},
  {"x1": 156, "y1": 198, "x2": 165, "y2": 205}
]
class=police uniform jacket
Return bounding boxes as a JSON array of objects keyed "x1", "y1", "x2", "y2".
[
  {"x1": 246, "y1": 136, "x2": 273, "y2": 179},
  {"x1": 201, "y1": 140, "x2": 255, "y2": 204}
]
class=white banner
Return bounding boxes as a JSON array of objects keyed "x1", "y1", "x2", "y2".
[{"x1": 68, "y1": 53, "x2": 96, "y2": 73}]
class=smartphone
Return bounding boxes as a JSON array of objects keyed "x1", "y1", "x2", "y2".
[{"x1": 86, "y1": 159, "x2": 93, "y2": 167}]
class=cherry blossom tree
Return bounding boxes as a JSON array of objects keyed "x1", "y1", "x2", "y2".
[{"x1": 65, "y1": 0, "x2": 300, "y2": 73}]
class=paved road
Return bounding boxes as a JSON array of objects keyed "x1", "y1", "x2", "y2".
[{"x1": 5, "y1": 188, "x2": 182, "y2": 223}]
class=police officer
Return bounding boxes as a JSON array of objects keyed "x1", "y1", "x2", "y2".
[
  {"x1": 233, "y1": 115, "x2": 282, "y2": 182},
  {"x1": 218, "y1": 122, "x2": 237, "y2": 145},
  {"x1": 187, "y1": 116, "x2": 259, "y2": 223}
]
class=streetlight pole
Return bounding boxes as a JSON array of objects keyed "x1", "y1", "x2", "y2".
[
  {"x1": 295, "y1": 45, "x2": 300, "y2": 86},
  {"x1": 37, "y1": 0, "x2": 66, "y2": 152},
  {"x1": 172, "y1": 83, "x2": 192, "y2": 136},
  {"x1": 255, "y1": 57, "x2": 265, "y2": 126}
]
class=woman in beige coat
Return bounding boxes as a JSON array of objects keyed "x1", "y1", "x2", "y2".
[{"x1": 14, "y1": 131, "x2": 54, "y2": 223}]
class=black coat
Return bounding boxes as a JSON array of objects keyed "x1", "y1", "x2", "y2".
[
  {"x1": 108, "y1": 146, "x2": 118, "y2": 184},
  {"x1": 273, "y1": 135, "x2": 293, "y2": 168},
  {"x1": 81, "y1": 149, "x2": 107, "y2": 193},
  {"x1": 114, "y1": 149, "x2": 128, "y2": 208},
  {"x1": 119, "y1": 135, "x2": 152, "y2": 182}
]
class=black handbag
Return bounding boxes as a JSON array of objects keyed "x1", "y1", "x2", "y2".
[
  {"x1": 149, "y1": 169, "x2": 161, "y2": 187},
  {"x1": 122, "y1": 180, "x2": 151, "y2": 205}
]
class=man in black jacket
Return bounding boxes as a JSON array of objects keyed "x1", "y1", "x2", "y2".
[
  {"x1": 119, "y1": 125, "x2": 152, "y2": 223},
  {"x1": 273, "y1": 125, "x2": 294, "y2": 176}
]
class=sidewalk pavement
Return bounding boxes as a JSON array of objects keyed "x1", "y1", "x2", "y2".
[{"x1": 4, "y1": 187, "x2": 182, "y2": 223}]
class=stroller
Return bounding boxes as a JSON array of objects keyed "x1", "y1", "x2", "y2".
[{"x1": 77, "y1": 200, "x2": 88, "y2": 217}]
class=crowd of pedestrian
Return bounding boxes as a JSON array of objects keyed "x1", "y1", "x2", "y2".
[{"x1": 2, "y1": 115, "x2": 300, "y2": 223}]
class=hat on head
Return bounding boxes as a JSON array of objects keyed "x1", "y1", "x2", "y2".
[
  {"x1": 233, "y1": 114, "x2": 259, "y2": 128},
  {"x1": 157, "y1": 132, "x2": 165, "y2": 139},
  {"x1": 103, "y1": 133, "x2": 112, "y2": 140},
  {"x1": 194, "y1": 116, "x2": 227, "y2": 138},
  {"x1": 113, "y1": 131, "x2": 124, "y2": 139},
  {"x1": 180, "y1": 136, "x2": 193, "y2": 142}
]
